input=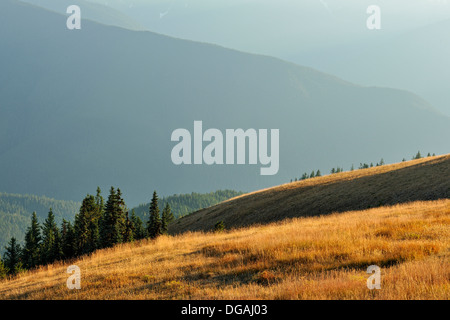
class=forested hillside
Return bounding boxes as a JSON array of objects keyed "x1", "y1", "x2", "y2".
[
  {"x1": 0, "y1": 189, "x2": 241, "y2": 255},
  {"x1": 0, "y1": 193, "x2": 80, "y2": 253},
  {"x1": 132, "y1": 190, "x2": 243, "y2": 220}
]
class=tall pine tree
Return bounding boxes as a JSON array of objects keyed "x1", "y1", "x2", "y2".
[
  {"x1": 130, "y1": 209, "x2": 146, "y2": 240},
  {"x1": 75, "y1": 195, "x2": 100, "y2": 255},
  {"x1": 40, "y1": 208, "x2": 62, "y2": 265},
  {"x1": 61, "y1": 219, "x2": 76, "y2": 260},
  {"x1": 161, "y1": 203, "x2": 174, "y2": 234},
  {"x1": 3, "y1": 237, "x2": 23, "y2": 275},
  {"x1": 100, "y1": 187, "x2": 127, "y2": 248},
  {"x1": 147, "y1": 191, "x2": 162, "y2": 239},
  {"x1": 21, "y1": 212, "x2": 41, "y2": 269},
  {"x1": 123, "y1": 211, "x2": 134, "y2": 243}
]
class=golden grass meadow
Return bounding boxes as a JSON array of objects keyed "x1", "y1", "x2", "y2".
[{"x1": 0, "y1": 199, "x2": 448, "y2": 300}]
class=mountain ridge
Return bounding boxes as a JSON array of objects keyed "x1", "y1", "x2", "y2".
[{"x1": 170, "y1": 155, "x2": 450, "y2": 233}]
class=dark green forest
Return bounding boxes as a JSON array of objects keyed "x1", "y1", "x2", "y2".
[
  {"x1": 0, "y1": 193, "x2": 80, "y2": 255},
  {"x1": 0, "y1": 190, "x2": 242, "y2": 258},
  {"x1": 0, "y1": 187, "x2": 241, "y2": 277}
]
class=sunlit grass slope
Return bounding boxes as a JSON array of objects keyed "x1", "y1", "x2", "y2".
[
  {"x1": 0, "y1": 200, "x2": 448, "y2": 299},
  {"x1": 171, "y1": 155, "x2": 450, "y2": 233}
]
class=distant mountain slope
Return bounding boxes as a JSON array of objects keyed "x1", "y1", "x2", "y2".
[
  {"x1": 131, "y1": 190, "x2": 243, "y2": 221},
  {"x1": 170, "y1": 155, "x2": 450, "y2": 233},
  {"x1": 294, "y1": 19, "x2": 450, "y2": 116},
  {"x1": 0, "y1": 0, "x2": 449, "y2": 205},
  {"x1": 0, "y1": 193, "x2": 80, "y2": 253},
  {"x1": 20, "y1": 0, "x2": 146, "y2": 31}
]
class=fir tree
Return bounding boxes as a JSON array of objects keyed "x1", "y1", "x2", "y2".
[
  {"x1": 161, "y1": 203, "x2": 174, "y2": 234},
  {"x1": 130, "y1": 210, "x2": 146, "y2": 240},
  {"x1": 123, "y1": 211, "x2": 134, "y2": 243},
  {"x1": 3, "y1": 237, "x2": 22, "y2": 275},
  {"x1": 147, "y1": 191, "x2": 162, "y2": 239},
  {"x1": 75, "y1": 195, "x2": 100, "y2": 255},
  {"x1": 61, "y1": 219, "x2": 76, "y2": 260},
  {"x1": 315, "y1": 169, "x2": 321, "y2": 177},
  {"x1": 95, "y1": 187, "x2": 104, "y2": 217},
  {"x1": 309, "y1": 171, "x2": 315, "y2": 178},
  {"x1": 117, "y1": 188, "x2": 127, "y2": 241},
  {"x1": 41, "y1": 208, "x2": 62, "y2": 265},
  {"x1": 21, "y1": 212, "x2": 41, "y2": 269},
  {"x1": 100, "y1": 187, "x2": 127, "y2": 248}
]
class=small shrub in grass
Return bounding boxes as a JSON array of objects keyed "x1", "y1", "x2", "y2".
[
  {"x1": 214, "y1": 221, "x2": 225, "y2": 233},
  {"x1": 253, "y1": 270, "x2": 277, "y2": 286}
]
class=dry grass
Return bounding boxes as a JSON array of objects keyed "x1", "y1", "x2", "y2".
[
  {"x1": 171, "y1": 155, "x2": 450, "y2": 233},
  {"x1": 0, "y1": 200, "x2": 448, "y2": 300}
]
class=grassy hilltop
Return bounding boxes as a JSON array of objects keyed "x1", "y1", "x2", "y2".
[{"x1": 0, "y1": 156, "x2": 449, "y2": 299}]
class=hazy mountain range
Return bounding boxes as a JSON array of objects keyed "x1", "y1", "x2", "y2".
[
  {"x1": 19, "y1": 0, "x2": 450, "y2": 116},
  {"x1": 1, "y1": 0, "x2": 449, "y2": 206}
]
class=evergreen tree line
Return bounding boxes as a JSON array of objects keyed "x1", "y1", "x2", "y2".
[
  {"x1": 290, "y1": 151, "x2": 436, "y2": 183},
  {"x1": 0, "y1": 187, "x2": 174, "y2": 278}
]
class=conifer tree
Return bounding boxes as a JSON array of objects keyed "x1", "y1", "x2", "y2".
[
  {"x1": 130, "y1": 209, "x2": 146, "y2": 240},
  {"x1": 61, "y1": 219, "x2": 76, "y2": 260},
  {"x1": 161, "y1": 203, "x2": 174, "y2": 234},
  {"x1": 100, "y1": 187, "x2": 118, "y2": 247},
  {"x1": 22, "y1": 212, "x2": 41, "y2": 269},
  {"x1": 75, "y1": 195, "x2": 100, "y2": 255},
  {"x1": 117, "y1": 188, "x2": 127, "y2": 241},
  {"x1": 315, "y1": 170, "x2": 321, "y2": 177},
  {"x1": 3, "y1": 237, "x2": 23, "y2": 275},
  {"x1": 95, "y1": 187, "x2": 104, "y2": 217},
  {"x1": 100, "y1": 187, "x2": 127, "y2": 248},
  {"x1": 123, "y1": 211, "x2": 134, "y2": 243},
  {"x1": 147, "y1": 191, "x2": 162, "y2": 239},
  {"x1": 310, "y1": 171, "x2": 315, "y2": 178},
  {"x1": 41, "y1": 208, "x2": 62, "y2": 265}
]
